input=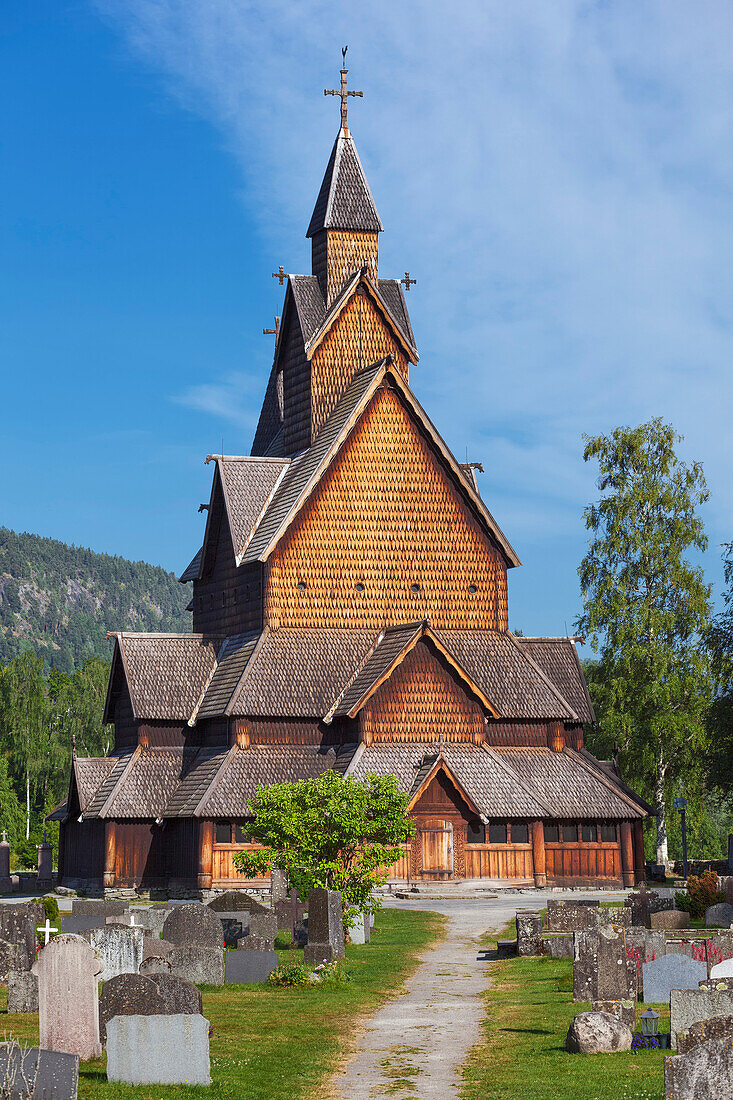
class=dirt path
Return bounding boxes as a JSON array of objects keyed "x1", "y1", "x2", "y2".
[{"x1": 329, "y1": 903, "x2": 495, "y2": 1099}]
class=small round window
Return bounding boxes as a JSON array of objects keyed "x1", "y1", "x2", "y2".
[
  {"x1": 297, "y1": 581, "x2": 307, "y2": 592},
  {"x1": 411, "y1": 583, "x2": 420, "y2": 594},
  {"x1": 355, "y1": 582, "x2": 365, "y2": 593},
  {"x1": 468, "y1": 584, "x2": 478, "y2": 595}
]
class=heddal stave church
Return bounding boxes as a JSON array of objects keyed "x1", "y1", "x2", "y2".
[{"x1": 55, "y1": 67, "x2": 650, "y2": 895}]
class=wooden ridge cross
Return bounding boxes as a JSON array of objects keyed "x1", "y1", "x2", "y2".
[
  {"x1": 325, "y1": 58, "x2": 363, "y2": 133},
  {"x1": 401, "y1": 272, "x2": 417, "y2": 291}
]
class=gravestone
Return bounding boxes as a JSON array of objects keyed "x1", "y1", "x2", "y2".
[
  {"x1": 60, "y1": 915, "x2": 106, "y2": 935},
  {"x1": 706, "y1": 902, "x2": 733, "y2": 928},
  {"x1": 88, "y1": 926, "x2": 144, "y2": 982},
  {"x1": 710, "y1": 957, "x2": 733, "y2": 979},
  {"x1": 207, "y1": 891, "x2": 269, "y2": 914},
  {"x1": 216, "y1": 913, "x2": 249, "y2": 948},
  {"x1": 7, "y1": 970, "x2": 38, "y2": 1013},
  {"x1": 565, "y1": 1011, "x2": 632, "y2": 1053},
  {"x1": 72, "y1": 899, "x2": 126, "y2": 917},
  {"x1": 163, "y1": 903, "x2": 224, "y2": 950},
  {"x1": 516, "y1": 911, "x2": 543, "y2": 956},
  {"x1": 304, "y1": 888, "x2": 344, "y2": 965},
  {"x1": 642, "y1": 954, "x2": 706, "y2": 1003},
  {"x1": 0, "y1": 904, "x2": 44, "y2": 971},
  {"x1": 225, "y1": 949, "x2": 278, "y2": 984},
  {"x1": 139, "y1": 956, "x2": 172, "y2": 976},
  {"x1": 649, "y1": 909, "x2": 690, "y2": 931},
  {"x1": 625, "y1": 889, "x2": 673, "y2": 928},
  {"x1": 593, "y1": 999, "x2": 635, "y2": 1030},
  {"x1": 670, "y1": 987, "x2": 733, "y2": 1048},
  {"x1": 347, "y1": 914, "x2": 370, "y2": 945},
  {"x1": 706, "y1": 931, "x2": 733, "y2": 969},
  {"x1": 677, "y1": 1013, "x2": 733, "y2": 1054},
  {"x1": 0, "y1": 831, "x2": 11, "y2": 891},
  {"x1": 274, "y1": 888, "x2": 307, "y2": 934},
  {"x1": 238, "y1": 934, "x2": 273, "y2": 951},
  {"x1": 270, "y1": 867, "x2": 288, "y2": 904},
  {"x1": 98, "y1": 973, "x2": 166, "y2": 1044},
  {"x1": 546, "y1": 900, "x2": 599, "y2": 933},
  {"x1": 599, "y1": 906, "x2": 631, "y2": 928},
  {"x1": 625, "y1": 928, "x2": 666, "y2": 964},
  {"x1": 0, "y1": 1043, "x2": 78, "y2": 1100},
  {"x1": 168, "y1": 944, "x2": 224, "y2": 986},
  {"x1": 150, "y1": 973, "x2": 202, "y2": 1016},
  {"x1": 106, "y1": 1014, "x2": 211, "y2": 1086},
  {"x1": 665, "y1": 1034, "x2": 733, "y2": 1099},
  {"x1": 249, "y1": 911, "x2": 277, "y2": 943},
  {"x1": 0, "y1": 940, "x2": 25, "y2": 982},
  {"x1": 142, "y1": 936, "x2": 173, "y2": 961},
  {"x1": 700, "y1": 976, "x2": 733, "y2": 992},
  {"x1": 573, "y1": 927, "x2": 637, "y2": 1003},
  {"x1": 542, "y1": 934, "x2": 573, "y2": 959},
  {"x1": 113, "y1": 908, "x2": 170, "y2": 934},
  {"x1": 32, "y1": 933, "x2": 103, "y2": 1060}
]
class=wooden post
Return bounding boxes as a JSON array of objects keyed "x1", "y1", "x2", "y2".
[
  {"x1": 633, "y1": 818, "x2": 646, "y2": 884},
  {"x1": 620, "y1": 820, "x2": 635, "y2": 888},
  {"x1": 531, "y1": 820, "x2": 546, "y2": 887},
  {"x1": 103, "y1": 821, "x2": 116, "y2": 889},
  {"x1": 198, "y1": 820, "x2": 214, "y2": 891}
]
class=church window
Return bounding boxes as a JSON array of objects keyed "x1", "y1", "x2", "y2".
[
  {"x1": 410, "y1": 583, "x2": 420, "y2": 594},
  {"x1": 355, "y1": 582, "x2": 365, "y2": 593},
  {"x1": 468, "y1": 585, "x2": 478, "y2": 595},
  {"x1": 600, "y1": 822, "x2": 618, "y2": 843},
  {"x1": 466, "y1": 820, "x2": 485, "y2": 844},
  {"x1": 581, "y1": 823, "x2": 596, "y2": 843},
  {"x1": 215, "y1": 822, "x2": 232, "y2": 844},
  {"x1": 562, "y1": 823, "x2": 578, "y2": 843},
  {"x1": 297, "y1": 580, "x2": 307, "y2": 591},
  {"x1": 233, "y1": 825, "x2": 250, "y2": 844},
  {"x1": 511, "y1": 822, "x2": 529, "y2": 844},
  {"x1": 488, "y1": 822, "x2": 507, "y2": 844},
  {"x1": 544, "y1": 823, "x2": 559, "y2": 842}
]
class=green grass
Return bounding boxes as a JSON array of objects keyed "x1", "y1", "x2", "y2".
[
  {"x1": 461, "y1": 954, "x2": 669, "y2": 1100},
  {"x1": 1, "y1": 908, "x2": 444, "y2": 1100}
]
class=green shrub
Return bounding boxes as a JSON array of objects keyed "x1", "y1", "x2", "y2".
[
  {"x1": 33, "y1": 896, "x2": 59, "y2": 922},
  {"x1": 675, "y1": 869, "x2": 724, "y2": 919},
  {"x1": 268, "y1": 963, "x2": 310, "y2": 987},
  {"x1": 274, "y1": 930, "x2": 292, "y2": 951}
]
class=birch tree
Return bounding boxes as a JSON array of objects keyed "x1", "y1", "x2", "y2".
[{"x1": 576, "y1": 419, "x2": 712, "y2": 864}]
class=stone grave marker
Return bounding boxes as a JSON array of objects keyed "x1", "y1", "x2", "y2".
[
  {"x1": 347, "y1": 913, "x2": 370, "y2": 945},
  {"x1": 670, "y1": 987, "x2": 733, "y2": 1048},
  {"x1": 163, "y1": 903, "x2": 224, "y2": 950},
  {"x1": 546, "y1": 900, "x2": 599, "y2": 933},
  {"x1": 0, "y1": 941, "x2": 25, "y2": 983},
  {"x1": 0, "y1": 1043, "x2": 78, "y2": 1100},
  {"x1": 625, "y1": 888, "x2": 673, "y2": 928},
  {"x1": 274, "y1": 888, "x2": 307, "y2": 934},
  {"x1": 516, "y1": 911, "x2": 543, "y2": 956},
  {"x1": 7, "y1": 970, "x2": 38, "y2": 1013},
  {"x1": 216, "y1": 913, "x2": 249, "y2": 948},
  {"x1": 142, "y1": 936, "x2": 173, "y2": 961},
  {"x1": 207, "y1": 891, "x2": 269, "y2": 914},
  {"x1": 642, "y1": 954, "x2": 706, "y2": 1003},
  {"x1": 225, "y1": 949, "x2": 278, "y2": 983},
  {"x1": 72, "y1": 898, "x2": 126, "y2": 917},
  {"x1": 113, "y1": 908, "x2": 170, "y2": 934},
  {"x1": 99, "y1": 973, "x2": 166, "y2": 1044},
  {"x1": 592, "y1": 999, "x2": 635, "y2": 1030},
  {"x1": 709, "y1": 957, "x2": 733, "y2": 979},
  {"x1": 706, "y1": 902, "x2": 733, "y2": 928},
  {"x1": 304, "y1": 888, "x2": 344, "y2": 965},
  {"x1": 139, "y1": 955, "x2": 172, "y2": 976},
  {"x1": 168, "y1": 944, "x2": 224, "y2": 986},
  {"x1": 598, "y1": 906, "x2": 631, "y2": 928},
  {"x1": 676, "y1": 1013, "x2": 733, "y2": 1054},
  {"x1": 106, "y1": 1013, "x2": 211, "y2": 1086},
  {"x1": 664, "y1": 1034, "x2": 733, "y2": 1099},
  {"x1": 88, "y1": 925, "x2": 144, "y2": 982},
  {"x1": 565, "y1": 1011, "x2": 632, "y2": 1053},
  {"x1": 649, "y1": 909, "x2": 690, "y2": 931},
  {"x1": 542, "y1": 934, "x2": 573, "y2": 958},
  {"x1": 150, "y1": 973, "x2": 202, "y2": 1016},
  {"x1": 32, "y1": 933, "x2": 103, "y2": 1060},
  {"x1": 573, "y1": 927, "x2": 637, "y2": 1003},
  {"x1": 0, "y1": 903, "x2": 44, "y2": 971},
  {"x1": 60, "y1": 915, "x2": 106, "y2": 935},
  {"x1": 238, "y1": 934, "x2": 273, "y2": 951},
  {"x1": 700, "y1": 976, "x2": 733, "y2": 991},
  {"x1": 249, "y1": 910, "x2": 277, "y2": 943}
]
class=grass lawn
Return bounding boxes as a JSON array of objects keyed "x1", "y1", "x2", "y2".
[
  {"x1": 462, "y1": 925, "x2": 669, "y2": 1100},
  {"x1": 1, "y1": 908, "x2": 444, "y2": 1100}
]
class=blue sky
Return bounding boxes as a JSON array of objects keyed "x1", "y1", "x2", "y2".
[{"x1": 2, "y1": 1, "x2": 733, "y2": 644}]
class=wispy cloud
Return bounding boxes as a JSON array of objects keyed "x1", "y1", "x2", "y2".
[
  {"x1": 94, "y1": 0, "x2": 733, "y2": 621},
  {"x1": 173, "y1": 371, "x2": 262, "y2": 430}
]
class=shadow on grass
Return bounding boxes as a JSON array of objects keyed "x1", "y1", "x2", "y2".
[{"x1": 500, "y1": 1027, "x2": 554, "y2": 1036}]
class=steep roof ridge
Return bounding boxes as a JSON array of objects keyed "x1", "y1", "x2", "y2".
[
  {"x1": 203, "y1": 455, "x2": 291, "y2": 565},
  {"x1": 225, "y1": 626, "x2": 273, "y2": 717},
  {"x1": 566, "y1": 747, "x2": 652, "y2": 816},
  {"x1": 506, "y1": 633, "x2": 579, "y2": 720},
  {"x1": 406, "y1": 752, "x2": 483, "y2": 817},
  {"x1": 192, "y1": 746, "x2": 238, "y2": 818},
  {"x1": 307, "y1": 128, "x2": 383, "y2": 238},
  {"x1": 303, "y1": 270, "x2": 418, "y2": 362},
  {"x1": 94, "y1": 747, "x2": 141, "y2": 819},
  {"x1": 188, "y1": 635, "x2": 231, "y2": 726},
  {"x1": 478, "y1": 741, "x2": 555, "y2": 816},
  {"x1": 326, "y1": 621, "x2": 425, "y2": 721},
  {"x1": 323, "y1": 625, "x2": 388, "y2": 723}
]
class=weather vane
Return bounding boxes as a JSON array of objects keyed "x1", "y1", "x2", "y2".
[{"x1": 324, "y1": 46, "x2": 363, "y2": 133}]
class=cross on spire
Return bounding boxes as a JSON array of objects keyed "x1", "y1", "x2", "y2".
[
  {"x1": 324, "y1": 48, "x2": 363, "y2": 133},
  {"x1": 272, "y1": 266, "x2": 288, "y2": 285},
  {"x1": 263, "y1": 316, "x2": 281, "y2": 338},
  {"x1": 401, "y1": 272, "x2": 417, "y2": 291}
]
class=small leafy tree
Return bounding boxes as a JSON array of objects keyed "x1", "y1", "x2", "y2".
[
  {"x1": 233, "y1": 771, "x2": 414, "y2": 918},
  {"x1": 576, "y1": 419, "x2": 712, "y2": 865}
]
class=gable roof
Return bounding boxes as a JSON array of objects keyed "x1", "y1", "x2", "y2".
[
  {"x1": 303, "y1": 271, "x2": 418, "y2": 363},
  {"x1": 203, "y1": 455, "x2": 290, "y2": 567},
  {"x1": 307, "y1": 128, "x2": 383, "y2": 237},
  {"x1": 179, "y1": 547, "x2": 203, "y2": 583},
  {"x1": 195, "y1": 632, "x2": 261, "y2": 721},
  {"x1": 241, "y1": 358, "x2": 520, "y2": 569},
  {"x1": 104, "y1": 633, "x2": 219, "y2": 723},
  {"x1": 515, "y1": 637, "x2": 595, "y2": 724}
]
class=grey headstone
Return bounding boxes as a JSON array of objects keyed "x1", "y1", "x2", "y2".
[
  {"x1": 307, "y1": 888, "x2": 344, "y2": 958},
  {"x1": 216, "y1": 913, "x2": 249, "y2": 948},
  {"x1": 99, "y1": 973, "x2": 166, "y2": 1044},
  {"x1": 0, "y1": 1044, "x2": 78, "y2": 1100},
  {"x1": 88, "y1": 926, "x2": 144, "y2": 982},
  {"x1": 542, "y1": 934, "x2": 574, "y2": 959},
  {"x1": 670, "y1": 988, "x2": 733, "y2": 1048},
  {"x1": 61, "y1": 915, "x2": 106, "y2": 935},
  {"x1": 0, "y1": 940, "x2": 25, "y2": 982},
  {"x1": 249, "y1": 911, "x2": 277, "y2": 943},
  {"x1": 565, "y1": 1011, "x2": 632, "y2": 1053},
  {"x1": 593, "y1": 999, "x2": 635, "y2": 1030},
  {"x1": 225, "y1": 949, "x2": 278, "y2": 983},
  {"x1": 665, "y1": 1034, "x2": 733, "y2": 1099},
  {"x1": 599, "y1": 906, "x2": 631, "y2": 928},
  {"x1": 573, "y1": 927, "x2": 637, "y2": 1003},
  {"x1": 516, "y1": 911, "x2": 543, "y2": 956},
  {"x1": 123, "y1": 908, "x2": 171, "y2": 934},
  {"x1": 546, "y1": 900, "x2": 599, "y2": 933},
  {"x1": 270, "y1": 867, "x2": 288, "y2": 904},
  {"x1": 106, "y1": 1014, "x2": 211, "y2": 1086},
  {"x1": 625, "y1": 889, "x2": 673, "y2": 927},
  {"x1": 7, "y1": 970, "x2": 38, "y2": 1013},
  {"x1": 304, "y1": 943, "x2": 335, "y2": 966},
  {"x1": 700, "y1": 977, "x2": 733, "y2": 992},
  {"x1": 677, "y1": 1013, "x2": 733, "y2": 1054},
  {"x1": 238, "y1": 934, "x2": 273, "y2": 952},
  {"x1": 163, "y1": 904, "x2": 224, "y2": 950},
  {"x1": 139, "y1": 955, "x2": 172, "y2": 976},
  {"x1": 642, "y1": 954, "x2": 706, "y2": 1003},
  {"x1": 72, "y1": 899, "x2": 126, "y2": 917},
  {"x1": 168, "y1": 944, "x2": 224, "y2": 986},
  {"x1": 706, "y1": 902, "x2": 733, "y2": 928},
  {"x1": 0, "y1": 904, "x2": 44, "y2": 971},
  {"x1": 32, "y1": 933, "x2": 103, "y2": 1061},
  {"x1": 650, "y1": 910, "x2": 690, "y2": 931},
  {"x1": 142, "y1": 936, "x2": 173, "y2": 961},
  {"x1": 710, "y1": 958, "x2": 733, "y2": 979},
  {"x1": 150, "y1": 973, "x2": 202, "y2": 1016},
  {"x1": 207, "y1": 891, "x2": 269, "y2": 914},
  {"x1": 347, "y1": 915, "x2": 367, "y2": 945}
]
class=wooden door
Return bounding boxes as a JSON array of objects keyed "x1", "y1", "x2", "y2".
[{"x1": 421, "y1": 820, "x2": 454, "y2": 875}]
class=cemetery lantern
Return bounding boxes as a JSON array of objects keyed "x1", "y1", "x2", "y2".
[{"x1": 639, "y1": 1008, "x2": 660, "y2": 1039}]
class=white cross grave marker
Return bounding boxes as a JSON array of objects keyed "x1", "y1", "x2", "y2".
[{"x1": 36, "y1": 918, "x2": 59, "y2": 945}]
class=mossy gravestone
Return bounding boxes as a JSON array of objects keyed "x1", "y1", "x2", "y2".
[
  {"x1": 665, "y1": 1035, "x2": 733, "y2": 1099},
  {"x1": 163, "y1": 904, "x2": 223, "y2": 950}
]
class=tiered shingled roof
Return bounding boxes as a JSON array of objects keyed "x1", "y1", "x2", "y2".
[
  {"x1": 515, "y1": 637, "x2": 595, "y2": 724},
  {"x1": 306, "y1": 128, "x2": 383, "y2": 237},
  {"x1": 103, "y1": 634, "x2": 219, "y2": 723}
]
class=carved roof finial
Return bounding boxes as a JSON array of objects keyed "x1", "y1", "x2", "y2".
[{"x1": 324, "y1": 48, "x2": 363, "y2": 134}]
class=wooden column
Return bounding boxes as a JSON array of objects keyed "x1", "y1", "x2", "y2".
[
  {"x1": 620, "y1": 820, "x2": 635, "y2": 888},
  {"x1": 633, "y1": 818, "x2": 646, "y2": 884},
  {"x1": 103, "y1": 821, "x2": 116, "y2": 890},
  {"x1": 198, "y1": 820, "x2": 214, "y2": 891},
  {"x1": 531, "y1": 820, "x2": 546, "y2": 887}
]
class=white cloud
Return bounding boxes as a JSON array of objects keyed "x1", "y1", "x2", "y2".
[{"x1": 173, "y1": 371, "x2": 262, "y2": 430}]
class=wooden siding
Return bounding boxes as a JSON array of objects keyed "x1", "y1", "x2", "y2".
[
  {"x1": 267, "y1": 384, "x2": 509, "y2": 630},
  {"x1": 112, "y1": 676, "x2": 138, "y2": 750},
  {"x1": 464, "y1": 845, "x2": 533, "y2": 880},
  {"x1": 192, "y1": 481, "x2": 263, "y2": 636},
  {"x1": 282, "y1": 306, "x2": 312, "y2": 456},
  {"x1": 111, "y1": 820, "x2": 198, "y2": 887},
  {"x1": 310, "y1": 292, "x2": 409, "y2": 440},
  {"x1": 61, "y1": 820, "x2": 105, "y2": 881},
  {"x1": 212, "y1": 841, "x2": 270, "y2": 887},
  {"x1": 485, "y1": 721, "x2": 550, "y2": 748},
  {"x1": 545, "y1": 842, "x2": 621, "y2": 883},
  {"x1": 248, "y1": 717, "x2": 327, "y2": 744},
  {"x1": 312, "y1": 229, "x2": 379, "y2": 307},
  {"x1": 367, "y1": 640, "x2": 484, "y2": 743}
]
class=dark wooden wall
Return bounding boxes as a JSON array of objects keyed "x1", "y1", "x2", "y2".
[
  {"x1": 112, "y1": 819, "x2": 198, "y2": 887},
  {"x1": 61, "y1": 820, "x2": 105, "y2": 881}
]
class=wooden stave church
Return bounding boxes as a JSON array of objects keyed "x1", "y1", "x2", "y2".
[{"x1": 54, "y1": 71, "x2": 650, "y2": 894}]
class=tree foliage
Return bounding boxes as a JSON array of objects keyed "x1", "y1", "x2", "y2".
[
  {"x1": 233, "y1": 771, "x2": 415, "y2": 918},
  {"x1": 576, "y1": 418, "x2": 712, "y2": 863}
]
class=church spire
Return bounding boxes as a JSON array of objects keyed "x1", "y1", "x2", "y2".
[{"x1": 308, "y1": 52, "x2": 383, "y2": 304}]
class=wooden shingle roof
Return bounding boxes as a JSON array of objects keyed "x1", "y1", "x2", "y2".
[
  {"x1": 306, "y1": 128, "x2": 383, "y2": 237},
  {"x1": 205, "y1": 455, "x2": 291, "y2": 567},
  {"x1": 514, "y1": 637, "x2": 595, "y2": 724},
  {"x1": 105, "y1": 634, "x2": 219, "y2": 722}
]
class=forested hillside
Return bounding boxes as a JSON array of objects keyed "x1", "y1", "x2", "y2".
[{"x1": 0, "y1": 527, "x2": 191, "y2": 672}]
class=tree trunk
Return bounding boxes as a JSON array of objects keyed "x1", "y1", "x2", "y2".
[
  {"x1": 655, "y1": 757, "x2": 668, "y2": 865},
  {"x1": 25, "y1": 772, "x2": 30, "y2": 841}
]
